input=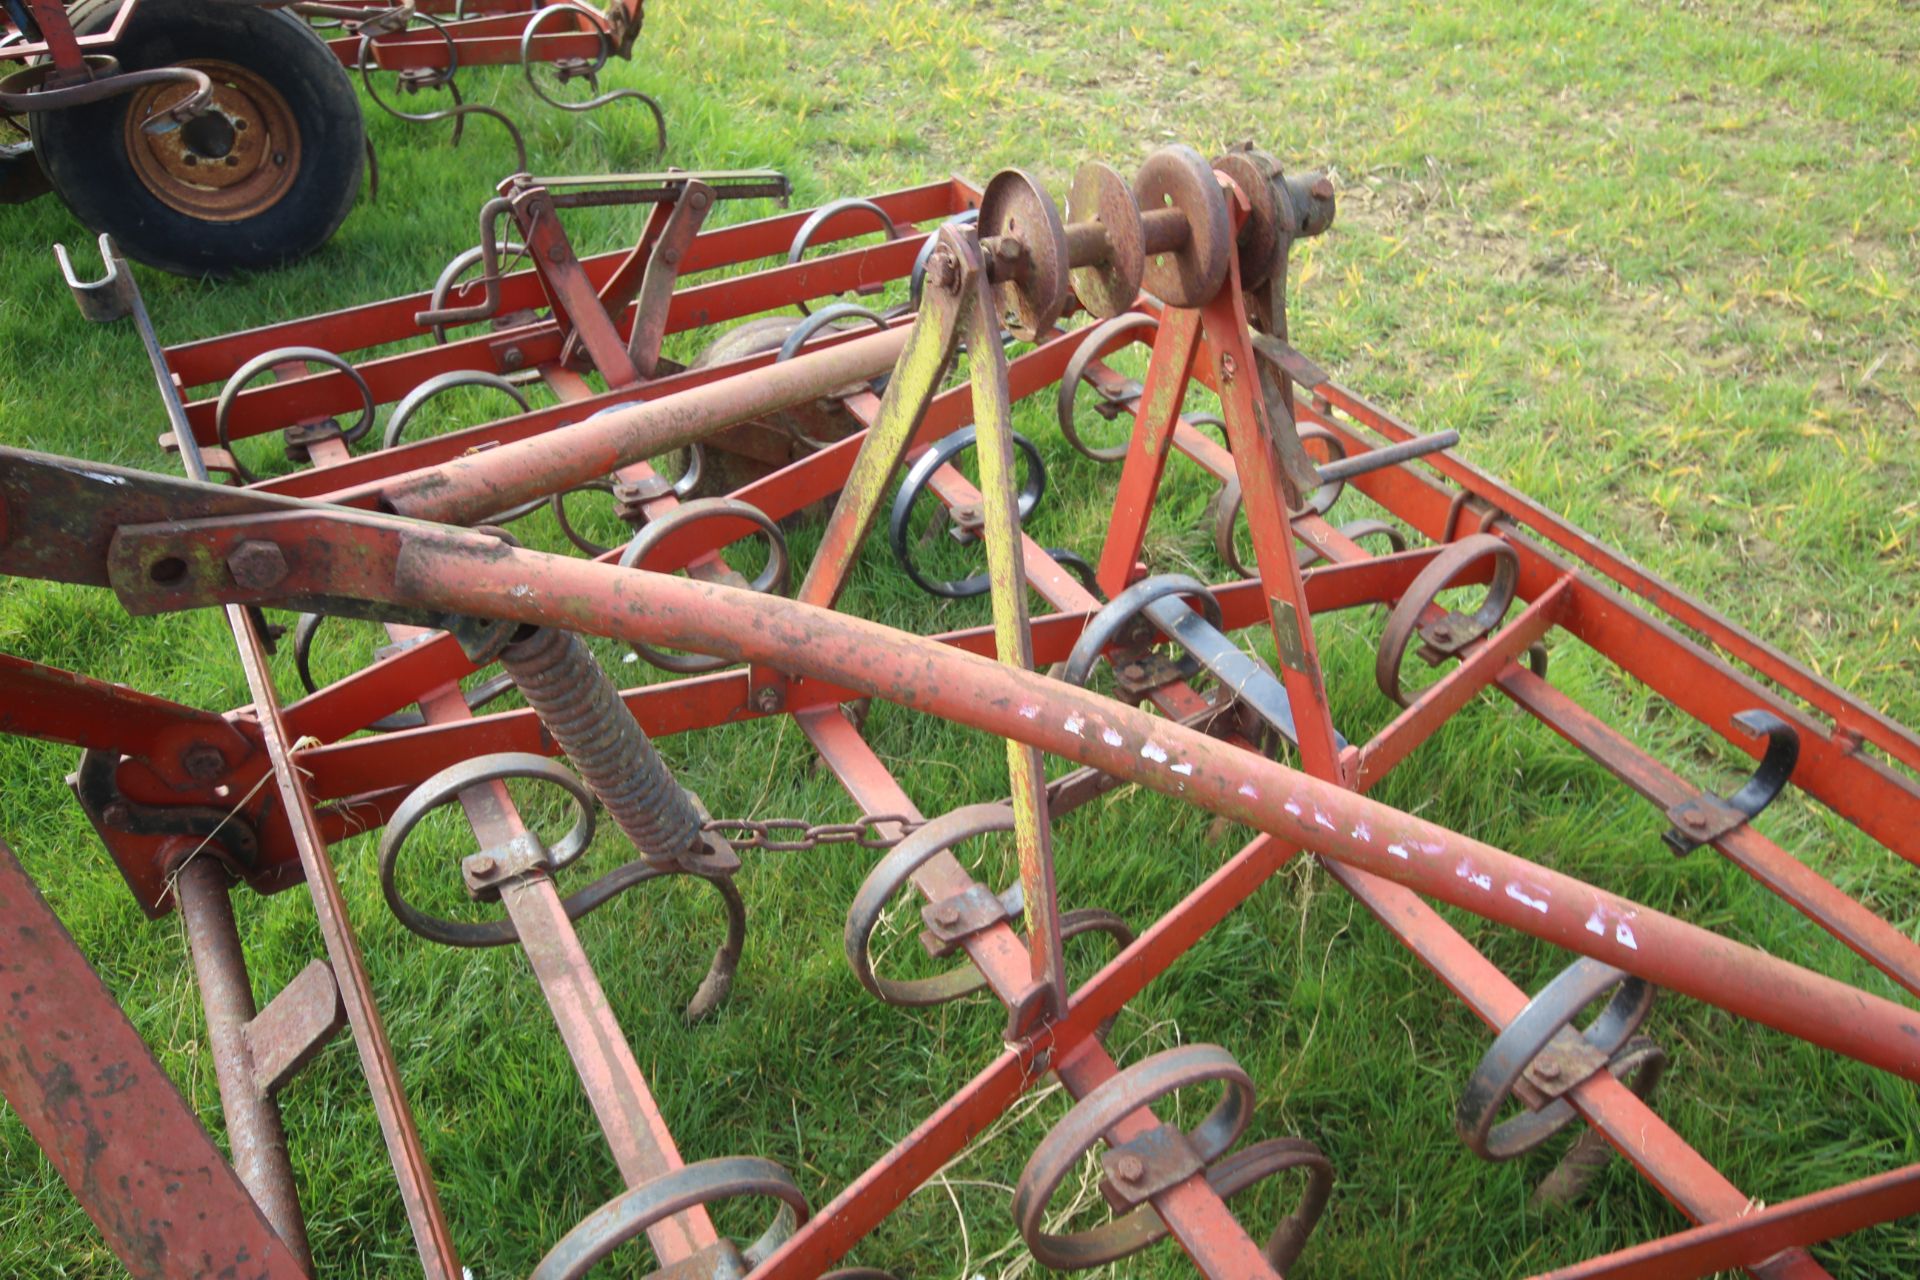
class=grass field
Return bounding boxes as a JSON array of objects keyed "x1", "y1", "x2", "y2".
[{"x1": 2, "y1": 0, "x2": 1918, "y2": 1276}]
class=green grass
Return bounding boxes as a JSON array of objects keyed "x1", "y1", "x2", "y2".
[{"x1": 3, "y1": 0, "x2": 1919, "y2": 1276}]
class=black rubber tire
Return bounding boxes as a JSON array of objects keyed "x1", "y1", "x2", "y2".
[{"x1": 30, "y1": 0, "x2": 363, "y2": 276}]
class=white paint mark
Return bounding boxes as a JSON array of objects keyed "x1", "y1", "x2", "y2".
[
  {"x1": 1140, "y1": 742, "x2": 1169, "y2": 763},
  {"x1": 509, "y1": 584, "x2": 534, "y2": 598},
  {"x1": 1171, "y1": 761, "x2": 1194, "y2": 776},
  {"x1": 1017, "y1": 704, "x2": 1040, "y2": 720},
  {"x1": 1387, "y1": 842, "x2": 1411, "y2": 861},
  {"x1": 1505, "y1": 883, "x2": 1549, "y2": 914},
  {"x1": 1585, "y1": 906, "x2": 1607, "y2": 937},
  {"x1": 1284, "y1": 799, "x2": 1304, "y2": 817},
  {"x1": 1418, "y1": 841, "x2": 1446, "y2": 857},
  {"x1": 1063, "y1": 713, "x2": 1086, "y2": 737},
  {"x1": 1614, "y1": 922, "x2": 1639, "y2": 950},
  {"x1": 1313, "y1": 808, "x2": 1336, "y2": 831},
  {"x1": 1352, "y1": 821, "x2": 1372, "y2": 842},
  {"x1": 1455, "y1": 858, "x2": 1492, "y2": 891},
  {"x1": 1101, "y1": 727, "x2": 1124, "y2": 747},
  {"x1": 1237, "y1": 782, "x2": 1259, "y2": 799},
  {"x1": 82, "y1": 469, "x2": 127, "y2": 486}
]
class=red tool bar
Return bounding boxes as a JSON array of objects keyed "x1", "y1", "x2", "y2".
[{"x1": 168, "y1": 179, "x2": 964, "y2": 391}]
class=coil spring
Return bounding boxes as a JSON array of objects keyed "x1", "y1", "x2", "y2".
[{"x1": 500, "y1": 626, "x2": 702, "y2": 859}]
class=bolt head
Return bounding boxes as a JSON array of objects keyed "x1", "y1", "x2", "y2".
[
  {"x1": 1120, "y1": 663, "x2": 1147, "y2": 682},
  {"x1": 1113, "y1": 1154, "x2": 1146, "y2": 1183},
  {"x1": 1220, "y1": 353, "x2": 1237, "y2": 382},
  {"x1": 547, "y1": 244, "x2": 567, "y2": 264},
  {"x1": 933, "y1": 905, "x2": 961, "y2": 928},
  {"x1": 469, "y1": 855, "x2": 497, "y2": 878},
  {"x1": 928, "y1": 248, "x2": 960, "y2": 292},
  {"x1": 1535, "y1": 1058, "x2": 1562, "y2": 1080},
  {"x1": 227, "y1": 540, "x2": 289, "y2": 591},
  {"x1": 1683, "y1": 810, "x2": 1710, "y2": 830},
  {"x1": 181, "y1": 745, "x2": 226, "y2": 782},
  {"x1": 754, "y1": 686, "x2": 783, "y2": 713}
]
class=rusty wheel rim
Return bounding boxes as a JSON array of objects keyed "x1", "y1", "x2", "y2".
[{"x1": 123, "y1": 60, "x2": 300, "y2": 222}]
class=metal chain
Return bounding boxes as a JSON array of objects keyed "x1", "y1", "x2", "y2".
[{"x1": 701, "y1": 812, "x2": 924, "y2": 853}]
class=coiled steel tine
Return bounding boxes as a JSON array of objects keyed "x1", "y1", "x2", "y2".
[
  {"x1": 1455, "y1": 957, "x2": 1657, "y2": 1162},
  {"x1": 1061, "y1": 573, "x2": 1224, "y2": 690},
  {"x1": 1209, "y1": 423, "x2": 1349, "y2": 576},
  {"x1": 1662, "y1": 709, "x2": 1800, "y2": 855},
  {"x1": 1063, "y1": 574, "x2": 1339, "y2": 752},
  {"x1": 380, "y1": 368, "x2": 530, "y2": 451},
  {"x1": 379, "y1": 752, "x2": 598, "y2": 947},
  {"x1": 886, "y1": 424, "x2": 1047, "y2": 598},
  {"x1": 530, "y1": 1156, "x2": 808, "y2": 1280},
  {"x1": 773, "y1": 303, "x2": 892, "y2": 447},
  {"x1": 1012, "y1": 1044, "x2": 1258, "y2": 1271},
  {"x1": 214, "y1": 346, "x2": 377, "y2": 483},
  {"x1": 843, "y1": 804, "x2": 1133, "y2": 1026},
  {"x1": 617, "y1": 497, "x2": 790, "y2": 673},
  {"x1": 53, "y1": 233, "x2": 134, "y2": 325},
  {"x1": 358, "y1": 21, "x2": 528, "y2": 174},
  {"x1": 1056, "y1": 311, "x2": 1157, "y2": 463},
  {"x1": 1373, "y1": 532, "x2": 1521, "y2": 707},
  {"x1": 292, "y1": 612, "x2": 514, "y2": 732},
  {"x1": 519, "y1": 1, "x2": 666, "y2": 159},
  {"x1": 426, "y1": 239, "x2": 527, "y2": 344},
  {"x1": 785, "y1": 197, "x2": 901, "y2": 316},
  {"x1": 844, "y1": 804, "x2": 1018, "y2": 1008}
]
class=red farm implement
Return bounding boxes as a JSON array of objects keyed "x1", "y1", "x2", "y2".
[{"x1": 1, "y1": 146, "x2": 1917, "y2": 1278}]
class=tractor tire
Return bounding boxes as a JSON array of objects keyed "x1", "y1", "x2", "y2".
[{"x1": 30, "y1": 0, "x2": 363, "y2": 276}]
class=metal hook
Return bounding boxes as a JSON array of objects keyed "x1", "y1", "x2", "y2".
[
  {"x1": 1662, "y1": 708, "x2": 1800, "y2": 854},
  {"x1": 53, "y1": 234, "x2": 134, "y2": 325}
]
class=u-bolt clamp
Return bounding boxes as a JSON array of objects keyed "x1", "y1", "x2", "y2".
[
  {"x1": 1661, "y1": 708, "x2": 1800, "y2": 854},
  {"x1": 1455, "y1": 957, "x2": 1665, "y2": 1162},
  {"x1": 1012, "y1": 1043, "x2": 1332, "y2": 1273}
]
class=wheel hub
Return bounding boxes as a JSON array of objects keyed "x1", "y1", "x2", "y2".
[{"x1": 123, "y1": 60, "x2": 299, "y2": 222}]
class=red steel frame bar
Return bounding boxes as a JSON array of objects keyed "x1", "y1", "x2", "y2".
[{"x1": 0, "y1": 836, "x2": 311, "y2": 1280}]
